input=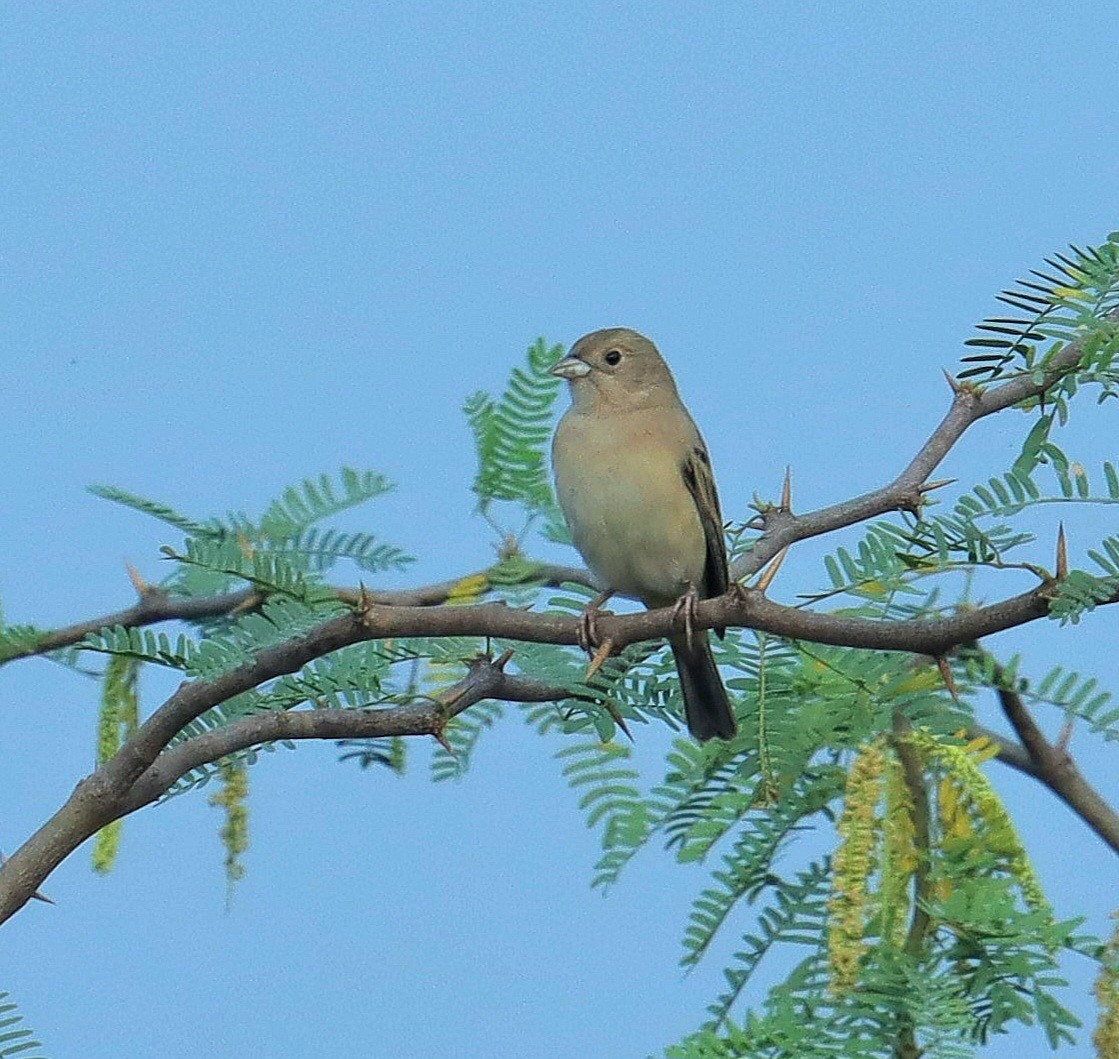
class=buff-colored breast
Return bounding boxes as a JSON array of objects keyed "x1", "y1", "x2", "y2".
[{"x1": 551, "y1": 403, "x2": 706, "y2": 607}]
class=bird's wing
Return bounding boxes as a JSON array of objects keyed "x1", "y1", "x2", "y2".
[{"x1": 681, "y1": 442, "x2": 729, "y2": 600}]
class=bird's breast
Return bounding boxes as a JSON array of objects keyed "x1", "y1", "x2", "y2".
[{"x1": 552, "y1": 408, "x2": 707, "y2": 606}]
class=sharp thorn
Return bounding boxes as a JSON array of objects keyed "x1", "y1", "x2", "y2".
[
  {"x1": 943, "y1": 368, "x2": 964, "y2": 394},
  {"x1": 1055, "y1": 523, "x2": 1068, "y2": 580},
  {"x1": 1056, "y1": 714, "x2": 1075, "y2": 754},
  {"x1": 494, "y1": 647, "x2": 515, "y2": 671},
  {"x1": 935, "y1": 655, "x2": 962, "y2": 704},
  {"x1": 918, "y1": 478, "x2": 957, "y2": 494},
  {"x1": 432, "y1": 727, "x2": 455, "y2": 754},
  {"x1": 780, "y1": 466, "x2": 792, "y2": 511},
  {"x1": 605, "y1": 700, "x2": 634, "y2": 742},
  {"x1": 583, "y1": 638, "x2": 615, "y2": 681},
  {"x1": 754, "y1": 546, "x2": 790, "y2": 595},
  {"x1": 227, "y1": 590, "x2": 264, "y2": 617},
  {"x1": 125, "y1": 561, "x2": 151, "y2": 596},
  {"x1": 0, "y1": 851, "x2": 54, "y2": 905}
]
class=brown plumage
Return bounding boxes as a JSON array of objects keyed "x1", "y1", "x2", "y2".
[{"x1": 550, "y1": 327, "x2": 737, "y2": 742}]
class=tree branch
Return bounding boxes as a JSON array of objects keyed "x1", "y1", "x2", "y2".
[
  {"x1": 6, "y1": 310, "x2": 1113, "y2": 670},
  {"x1": 117, "y1": 671, "x2": 568, "y2": 816},
  {"x1": 993, "y1": 678, "x2": 1119, "y2": 854},
  {"x1": 961, "y1": 646, "x2": 1119, "y2": 854},
  {"x1": 0, "y1": 652, "x2": 566, "y2": 924},
  {"x1": 1, "y1": 561, "x2": 594, "y2": 665},
  {"x1": 736, "y1": 308, "x2": 1119, "y2": 577},
  {"x1": 1, "y1": 571, "x2": 1111, "y2": 926},
  {"x1": 1, "y1": 310, "x2": 1114, "y2": 928}
]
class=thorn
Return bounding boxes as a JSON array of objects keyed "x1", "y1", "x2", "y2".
[
  {"x1": 943, "y1": 368, "x2": 964, "y2": 395},
  {"x1": 780, "y1": 466, "x2": 792, "y2": 511},
  {"x1": 935, "y1": 655, "x2": 962, "y2": 705},
  {"x1": 754, "y1": 546, "x2": 790, "y2": 595},
  {"x1": 493, "y1": 647, "x2": 515, "y2": 671},
  {"x1": 0, "y1": 851, "x2": 54, "y2": 905},
  {"x1": 918, "y1": 478, "x2": 957, "y2": 494},
  {"x1": 125, "y1": 561, "x2": 151, "y2": 596},
  {"x1": 1056, "y1": 714, "x2": 1075, "y2": 754},
  {"x1": 228, "y1": 590, "x2": 264, "y2": 617},
  {"x1": 583, "y1": 638, "x2": 615, "y2": 681},
  {"x1": 1055, "y1": 523, "x2": 1068, "y2": 580},
  {"x1": 353, "y1": 583, "x2": 377, "y2": 625},
  {"x1": 605, "y1": 699, "x2": 634, "y2": 742},
  {"x1": 432, "y1": 726, "x2": 455, "y2": 755},
  {"x1": 729, "y1": 580, "x2": 752, "y2": 604}
]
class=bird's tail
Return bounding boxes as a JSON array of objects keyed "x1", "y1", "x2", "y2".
[{"x1": 670, "y1": 633, "x2": 737, "y2": 742}]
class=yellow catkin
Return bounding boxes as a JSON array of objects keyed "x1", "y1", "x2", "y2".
[
  {"x1": 828, "y1": 740, "x2": 886, "y2": 992},
  {"x1": 92, "y1": 657, "x2": 139, "y2": 874},
  {"x1": 909, "y1": 728, "x2": 1051, "y2": 918},
  {"x1": 1094, "y1": 913, "x2": 1119, "y2": 1059},
  {"x1": 209, "y1": 760, "x2": 250, "y2": 901},
  {"x1": 879, "y1": 754, "x2": 917, "y2": 948},
  {"x1": 445, "y1": 573, "x2": 489, "y2": 604}
]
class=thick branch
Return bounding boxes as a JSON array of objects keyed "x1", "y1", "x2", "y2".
[
  {"x1": 0, "y1": 574, "x2": 1105, "y2": 925},
  {"x1": 0, "y1": 654, "x2": 563, "y2": 923},
  {"x1": 994, "y1": 681, "x2": 1119, "y2": 854},
  {"x1": 7, "y1": 313, "x2": 1113, "y2": 669},
  {"x1": 1, "y1": 309, "x2": 1114, "y2": 926}
]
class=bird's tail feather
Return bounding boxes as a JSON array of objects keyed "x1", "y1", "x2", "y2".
[{"x1": 670, "y1": 634, "x2": 737, "y2": 742}]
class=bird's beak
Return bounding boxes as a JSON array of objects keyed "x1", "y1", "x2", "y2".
[{"x1": 550, "y1": 356, "x2": 592, "y2": 380}]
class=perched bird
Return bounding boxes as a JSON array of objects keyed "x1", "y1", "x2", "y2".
[{"x1": 550, "y1": 327, "x2": 737, "y2": 742}]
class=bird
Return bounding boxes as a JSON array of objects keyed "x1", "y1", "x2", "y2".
[{"x1": 550, "y1": 327, "x2": 737, "y2": 742}]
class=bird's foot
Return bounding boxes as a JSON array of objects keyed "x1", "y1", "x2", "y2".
[
  {"x1": 729, "y1": 579, "x2": 751, "y2": 604},
  {"x1": 578, "y1": 589, "x2": 616, "y2": 680},
  {"x1": 672, "y1": 582, "x2": 701, "y2": 651},
  {"x1": 577, "y1": 589, "x2": 615, "y2": 652}
]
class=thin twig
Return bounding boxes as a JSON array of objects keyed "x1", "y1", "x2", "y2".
[{"x1": 2, "y1": 562, "x2": 594, "y2": 665}]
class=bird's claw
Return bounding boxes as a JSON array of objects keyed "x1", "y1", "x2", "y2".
[
  {"x1": 577, "y1": 610, "x2": 599, "y2": 654},
  {"x1": 672, "y1": 582, "x2": 701, "y2": 652},
  {"x1": 576, "y1": 589, "x2": 615, "y2": 652},
  {"x1": 577, "y1": 589, "x2": 617, "y2": 680}
]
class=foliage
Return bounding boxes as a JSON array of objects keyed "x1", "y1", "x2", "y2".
[
  {"x1": 464, "y1": 336, "x2": 569, "y2": 541},
  {"x1": 3, "y1": 235, "x2": 1119, "y2": 1056},
  {"x1": 0, "y1": 992, "x2": 47, "y2": 1059}
]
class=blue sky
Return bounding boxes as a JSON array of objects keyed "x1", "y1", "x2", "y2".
[{"x1": 2, "y1": 3, "x2": 1117, "y2": 1056}]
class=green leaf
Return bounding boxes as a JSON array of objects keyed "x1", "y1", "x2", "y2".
[{"x1": 467, "y1": 337, "x2": 564, "y2": 515}]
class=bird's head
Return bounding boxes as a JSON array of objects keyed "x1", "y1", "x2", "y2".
[{"x1": 550, "y1": 327, "x2": 679, "y2": 411}]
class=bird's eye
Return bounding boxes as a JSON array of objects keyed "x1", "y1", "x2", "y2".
[{"x1": 604, "y1": 350, "x2": 622, "y2": 366}]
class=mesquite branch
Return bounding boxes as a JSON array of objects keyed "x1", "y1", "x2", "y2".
[{"x1": 1, "y1": 310, "x2": 1117, "y2": 925}]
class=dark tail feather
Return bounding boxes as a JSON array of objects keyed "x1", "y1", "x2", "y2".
[{"x1": 670, "y1": 633, "x2": 737, "y2": 742}]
